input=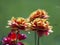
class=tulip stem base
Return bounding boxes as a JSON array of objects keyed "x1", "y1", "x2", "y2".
[
  {"x1": 37, "y1": 35, "x2": 39, "y2": 45},
  {"x1": 35, "y1": 32, "x2": 36, "y2": 45}
]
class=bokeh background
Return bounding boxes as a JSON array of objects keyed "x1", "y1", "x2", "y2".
[{"x1": 0, "y1": 0, "x2": 60, "y2": 45}]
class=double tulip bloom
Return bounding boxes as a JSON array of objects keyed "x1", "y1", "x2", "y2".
[
  {"x1": 8, "y1": 17, "x2": 28, "y2": 30},
  {"x1": 31, "y1": 18, "x2": 53, "y2": 37},
  {"x1": 27, "y1": 9, "x2": 53, "y2": 37}
]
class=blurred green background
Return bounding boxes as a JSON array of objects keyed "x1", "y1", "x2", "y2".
[{"x1": 0, "y1": 0, "x2": 60, "y2": 45}]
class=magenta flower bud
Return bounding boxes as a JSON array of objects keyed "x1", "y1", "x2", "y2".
[
  {"x1": 17, "y1": 34, "x2": 27, "y2": 40},
  {"x1": 21, "y1": 34, "x2": 27, "y2": 39},
  {"x1": 2, "y1": 37, "x2": 11, "y2": 44}
]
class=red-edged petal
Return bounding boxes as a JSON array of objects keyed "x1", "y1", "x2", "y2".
[
  {"x1": 8, "y1": 32, "x2": 16, "y2": 40},
  {"x1": 37, "y1": 30, "x2": 44, "y2": 37},
  {"x1": 44, "y1": 30, "x2": 49, "y2": 36},
  {"x1": 17, "y1": 34, "x2": 27, "y2": 40}
]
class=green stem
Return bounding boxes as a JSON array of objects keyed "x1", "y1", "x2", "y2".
[
  {"x1": 35, "y1": 32, "x2": 36, "y2": 45},
  {"x1": 37, "y1": 35, "x2": 39, "y2": 45},
  {"x1": 16, "y1": 30, "x2": 19, "y2": 45}
]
